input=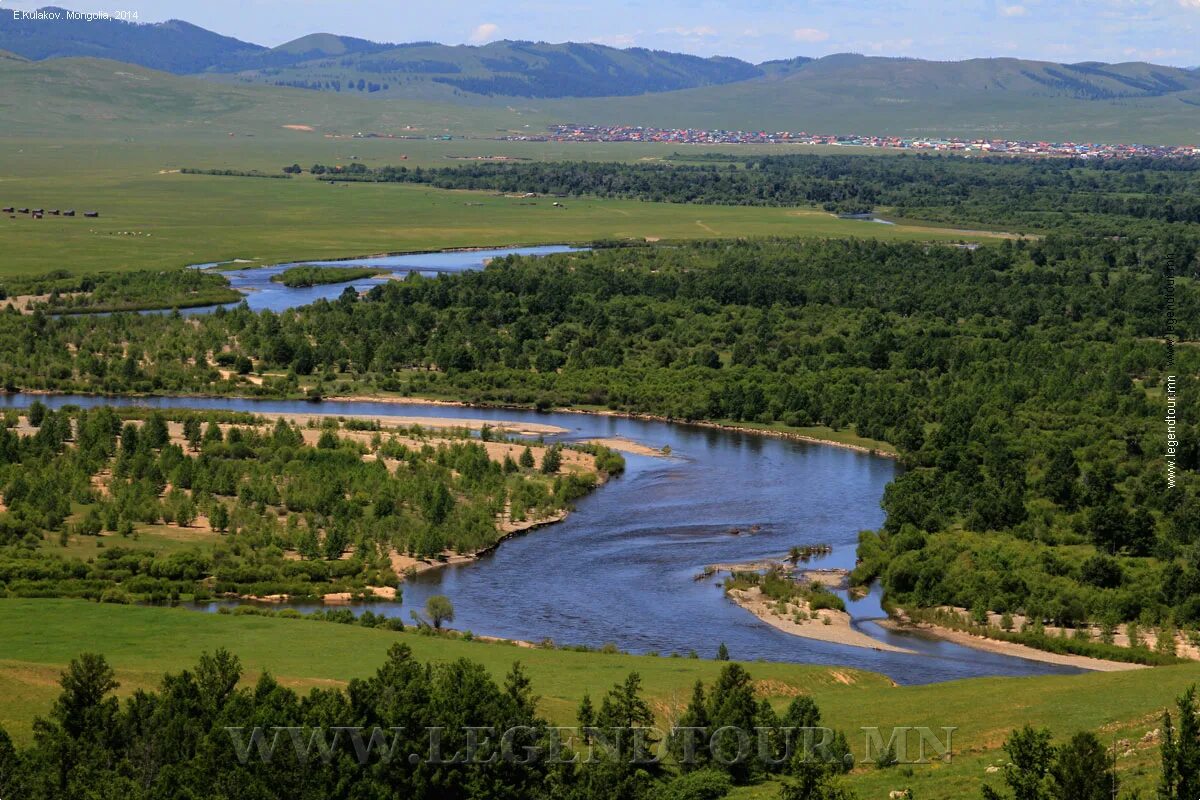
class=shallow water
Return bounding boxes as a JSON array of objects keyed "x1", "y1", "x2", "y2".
[{"x1": 3, "y1": 391, "x2": 1080, "y2": 685}]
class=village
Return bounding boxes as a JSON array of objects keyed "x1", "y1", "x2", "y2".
[{"x1": 507, "y1": 123, "x2": 1200, "y2": 159}]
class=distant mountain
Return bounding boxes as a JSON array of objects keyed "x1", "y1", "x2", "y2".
[
  {"x1": 225, "y1": 40, "x2": 765, "y2": 98},
  {"x1": 0, "y1": 9, "x2": 765, "y2": 98},
  {"x1": 0, "y1": 7, "x2": 264, "y2": 73},
  {"x1": 1, "y1": 7, "x2": 1198, "y2": 142}
]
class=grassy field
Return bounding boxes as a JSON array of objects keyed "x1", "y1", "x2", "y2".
[
  {"x1": 39, "y1": 524, "x2": 223, "y2": 559},
  {"x1": 0, "y1": 599, "x2": 1194, "y2": 797},
  {"x1": 0, "y1": 56, "x2": 1026, "y2": 278},
  {"x1": 0, "y1": 149, "x2": 1011, "y2": 276}
]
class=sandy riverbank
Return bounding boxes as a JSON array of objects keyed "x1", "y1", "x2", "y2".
[
  {"x1": 728, "y1": 587, "x2": 914, "y2": 654},
  {"x1": 325, "y1": 393, "x2": 896, "y2": 458},
  {"x1": 581, "y1": 436, "x2": 669, "y2": 457},
  {"x1": 551, "y1": 407, "x2": 897, "y2": 458},
  {"x1": 389, "y1": 509, "x2": 571, "y2": 581},
  {"x1": 876, "y1": 618, "x2": 1149, "y2": 672},
  {"x1": 266, "y1": 410, "x2": 566, "y2": 437},
  {"x1": 239, "y1": 511, "x2": 575, "y2": 605}
]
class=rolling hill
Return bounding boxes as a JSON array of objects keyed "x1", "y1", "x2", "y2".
[
  {"x1": 0, "y1": 55, "x2": 537, "y2": 139},
  {"x1": 216, "y1": 39, "x2": 765, "y2": 99},
  {"x1": 2, "y1": 6, "x2": 1200, "y2": 143},
  {"x1": 545, "y1": 54, "x2": 1200, "y2": 144},
  {"x1": 0, "y1": 9, "x2": 765, "y2": 98},
  {"x1": 0, "y1": 7, "x2": 264, "y2": 73}
]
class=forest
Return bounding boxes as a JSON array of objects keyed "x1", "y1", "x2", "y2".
[
  {"x1": 0, "y1": 233, "x2": 1195, "y2": 658},
  {"x1": 0, "y1": 645, "x2": 873, "y2": 800},
  {"x1": 0, "y1": 269, "x2": 241, "y2": 314},
  {"x1": 310, "y1": 153, "x2": 1200, "y2": 230},
  {"x1": 0, "y1": 404, "x2": 619, "y2": 602}
]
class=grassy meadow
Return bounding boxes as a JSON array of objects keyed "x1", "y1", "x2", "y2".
[
  {"x1": 0, "y1": 140, "x2": 1012, "y2": 276},
  {"x1": 0, "y1": 599, "x2": 1191, "y2": 798},
  {"x1": 0, "y1": 56, "x2": 1017, "y2": 278}
]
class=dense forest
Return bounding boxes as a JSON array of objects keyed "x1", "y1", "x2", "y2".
[
  {"x1": 0, "y1": 234, "x2": 1196, "y2": 655},
  {"x1": 0, "y1": 269, "x2": 241, "y2": 314},
  {"x1": 311, "y1": 154, "x2": 1200, "y2": 230},
  {"x1": 0, "y1": 404, "x2": 618, "y2": 602}
]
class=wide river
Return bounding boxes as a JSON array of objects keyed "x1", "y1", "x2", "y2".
[
  {"x1": 4, "y1": 391, "x2": 1078, "y2": 685},
  {"x1": 18, "y1": 245, "x2": 1081, "y2": 684}
]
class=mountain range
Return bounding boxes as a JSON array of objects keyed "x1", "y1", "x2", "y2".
[
  {"x1": 1, "y1": 7, "x2": 1199, "y2": 143},
  {"x1": 3, "y1": 7, "x2": 1198, "y2": 103}
]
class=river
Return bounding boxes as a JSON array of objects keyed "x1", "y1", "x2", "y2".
[
  {"x1": 185, "y1": 245, "x2": 585, "y2": 315},
  {"x1": 2, "y1": 391, "x2": 1079, "y2": 685}
]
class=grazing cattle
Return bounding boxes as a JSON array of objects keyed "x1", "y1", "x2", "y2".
[
  {"x1": 32, "y1": 209, "x2": 43, "y2": 214},
  {"x1": 84, "y1": 211, "x2": 99, "y2": 218},
  {"x1": 63, "y1": 210, "x2": 75, "y2": 217},
  {"x1": 18, "y1": 208, "x2": 29, "y2": 214},
  {"x1": 49, "y1": 209, "x2": 60, "y2": 215},
  {"x1": 1, "y1": 207, "x2": 12, "y2": 213}
]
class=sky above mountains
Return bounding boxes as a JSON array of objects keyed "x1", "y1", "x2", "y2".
[{"x1": 3, "y1": 0, "x2": 1198, "y2": 66}]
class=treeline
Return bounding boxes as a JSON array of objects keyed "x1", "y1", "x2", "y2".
[
  {"x1": 0, "y1": 268, "x2": 241, "y2": 314},
  {"x1": 0, "y1": 404, "x2": 615, "y2": 601},
  {"x1": 0, "y1": 647, "x2": 863, "y2": 800},
  {"x1": 181, "y1": 168, "x2": 293, "y2": 179},
  {"x1": 313, "y1": 153, "x2": 1200, "y2": 229},
  {"x1": 0, "y1": 235, "x2": 1197, "y2": 636}
]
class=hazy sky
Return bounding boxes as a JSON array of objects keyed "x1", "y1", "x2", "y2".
[{"x1": 10, "y1": 0, "x2": 1200, "y2": 65}]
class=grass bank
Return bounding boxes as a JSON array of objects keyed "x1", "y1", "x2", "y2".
[{"x1": 1, "y1": 599, "x2": 1196, "y2": 798}]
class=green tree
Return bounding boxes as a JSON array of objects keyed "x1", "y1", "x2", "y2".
[
  {"x1": 142, "y1": 412, "x2": 169, "y2": 449},
  {"x1": 209, "y1": 502, "x2": 229, "y2": 533},
  {"x1": 426, "y1": 594, "x2": 455, "y2": 629},
  {"x1": 669, "y1": 680, "x2": 711, "y2": 771},
  {"x1": 1161, "y1": 686, "x2": 1200, "y2": 800},
  {"x1": 183, "y1": 417, "x2": 202, "y2": 450},
  {"x1": 1049, "y1": 731, "x2": 1115, "y2": 800},
  {"x1": 540, "y1": 444, "x2": 563, "y2": 474},
  {"x1": 28, "y1": 400, "x2": 46, "y2": 427},
  {"x1": 982, "y1": 725, "x2": 1053, "y2": 800}
]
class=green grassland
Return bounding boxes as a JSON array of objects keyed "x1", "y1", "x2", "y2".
[
  {"x1": 0, "y1": 56, "x2": 1026, "y2": 278},
  {"x1": 0, "y1": 143, "x2": 1010, "y2": 277},
  {"x1": 0, "y1": 599, "x2": 1191, "y2": 797},
  {"x1": 546, "y1": 56, "x2": 1200, "y2": 146}
]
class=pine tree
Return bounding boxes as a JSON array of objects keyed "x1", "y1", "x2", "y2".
[
  {"x1": 577, "y1": 692, "x2": 595, "y2": 743},
  {"x1": 668, "y1": 680, "x2": 710, "y2": 771},
  {"x1": 540, "y1": 445, "x2": 562, "y2": 474}
]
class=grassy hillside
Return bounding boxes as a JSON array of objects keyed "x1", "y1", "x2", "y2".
[
  {"x1": 0, "y1": 55, "x2": 531, "y2": 137},
  {"x1": 546, "y1": 54, "x2": 1200, "y2": 145},
  {"x1": 0, "y1": 7, "x2": 264, "y2": 72},
  {"x1": 207, "y1": 39, "x2": 764, "y2": 100},
  {"x1": 0, "y1": 599, "x2": 1191, "y2": 797},
  {"x1": 5, "y1": 7, "x2": 1200, "y2": 143},
  {"x1": 0, "y1": 9, "x2": 765, "y2": 99}
]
